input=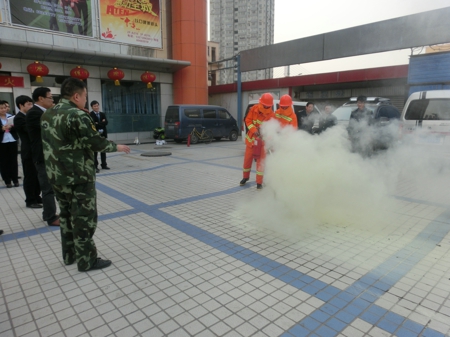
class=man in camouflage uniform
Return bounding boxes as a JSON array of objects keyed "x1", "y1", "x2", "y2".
[{"x1": 41, "y1": 78, "x2": 130, "y2": 272}]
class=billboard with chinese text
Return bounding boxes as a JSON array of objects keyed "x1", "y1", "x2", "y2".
[{"x1": 99, "y1": 0, "x2": 162, "y2": 48}]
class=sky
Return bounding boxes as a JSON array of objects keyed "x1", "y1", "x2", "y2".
[
  {"x1": 272, "y1": 0, "x2": 450, "y2": 74},
  {"x1": 208, "y1": 0, "x2": 450, "y2": 75}
]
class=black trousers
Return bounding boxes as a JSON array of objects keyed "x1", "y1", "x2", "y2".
[
  {"x1": 21, "y1": 154, "x2": 41, "y2": 205},
  {"x1": 0, "y1": 141, "x2": 18, "y2": 185},
  {"x1": 35, "y1": 161, "x2": 58, "y2": 224}
]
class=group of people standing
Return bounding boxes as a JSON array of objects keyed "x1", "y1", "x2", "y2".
[
  {"x1": 1, "y1": 78, "x2": 130, "y2": 272},
  {"x1": 240, "y1": 93, "x2": 338, "y2": 189}
]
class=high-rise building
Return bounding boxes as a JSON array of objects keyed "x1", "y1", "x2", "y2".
[{"x1": 210, "y1": 0, "x2": 274, "y2": 84}]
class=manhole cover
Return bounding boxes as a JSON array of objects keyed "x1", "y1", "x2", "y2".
[{"x1": 141, "y1": 151, "x2": 172, "y2": 157}]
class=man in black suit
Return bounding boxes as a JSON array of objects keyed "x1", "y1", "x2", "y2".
[
  {"x1": 26, "y1": 87, "x2": 60, "y2": 226},
  {"x1": 89, "y1": 101, "x2": 110, "y2": 173},
  {"x1": 14, "y1": 95, "x2": 42, "y2": 209}
]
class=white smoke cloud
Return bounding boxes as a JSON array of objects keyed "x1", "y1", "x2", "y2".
[{"x1": 236, "y1": 119, "x2": 450, "y2": 237}]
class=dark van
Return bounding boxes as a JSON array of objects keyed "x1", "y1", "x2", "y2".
[{"x1": 164, "y1": 105, "x2": 239, "y2": 143}]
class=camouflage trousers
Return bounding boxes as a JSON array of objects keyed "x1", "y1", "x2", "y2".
[{"x1": 52, "y1": 182, "x2": 98, "y2": 271}]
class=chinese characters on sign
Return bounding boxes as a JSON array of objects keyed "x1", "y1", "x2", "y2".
[
  {"x1": 0, "y1": 76, "x2": 24, "y2": 88},
  {"x1": 99, "y1": 0, "x2": 162, "y2": 48}
]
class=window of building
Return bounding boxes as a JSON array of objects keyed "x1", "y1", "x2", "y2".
[
  {"x1": 101, "y1": 80, "x2": 160, "y2": 115},
  {"x1": 211, "y1": 47, "x2": 216, "y2": 62}
]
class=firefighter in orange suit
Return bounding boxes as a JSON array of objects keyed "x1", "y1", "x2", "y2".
[
  {"x1": 240, "y1": 93, "x2": 275, "y2": 190},
  {"x1": 275, "y1": 95, "x2": 298, "y2": 128}
]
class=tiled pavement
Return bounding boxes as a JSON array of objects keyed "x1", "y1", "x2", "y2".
[{"x1": 1, "y1": 139, "x2": 450, "y2": 337}]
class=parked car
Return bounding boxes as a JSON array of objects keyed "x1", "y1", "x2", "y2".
[
  {"x1": 332, "y1": 97, "x2": 397, "y2": 126},
  {"x1": 332, "y1": 97, "x2": 401, "y2": 154},
  {"x1": 241, "y1": 100, "x2": 322, "y2": 140},
  {"x1": 400, "y1": 90, "x2": 450, "y2": 155},
  {"x1": 164, "y1": 105, "x2": 239, "y2": 143}
]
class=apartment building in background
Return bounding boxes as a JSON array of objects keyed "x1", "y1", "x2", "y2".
[
  {"x1": 207, "y1": 41, "x2": 221, "y2": 86},
  {"x1": 209, "y1": 0, "x2": 274, "y2": 84}
]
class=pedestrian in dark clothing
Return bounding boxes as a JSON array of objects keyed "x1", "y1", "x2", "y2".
[
  {"x1": 89, "y1": 101, "x2": 110, "y2": 173},
  {"x1": 14, "y1": 96, "x2": 42, "y2": 208},
  {"x1": 347, "y1": 95, "x2": 374, "y2": 155},
  {"x1": 297, "y1": 102, "x2": 321, "y2": 134},
  {"x1": 0, "y1": 100, "x2": 19, "y2": 188},
  {"x1": 321, "y1": 105, "x2": 337, "y2": 132},
  {"x1": 26, "y1": 87, "x2": 60, "y2": 226}
]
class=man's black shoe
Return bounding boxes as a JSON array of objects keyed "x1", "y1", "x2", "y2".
[
  {"x1": 0, "y1": 230, "x2": 4, "y2": 235},
  {"x1": 240, "y1": 178, "x2": 249, "y2": 186},
  {"x1": 102, "y1": 166, "x2": 110, "y2": 170},
  {"x1": 82, "y1": 258, "x2": 112, "y2": 272},
  {"x1": 27, "y1": 203, "x2": 43, "y2": 209},
  {"x1": 256, "y1": 184, "x2": 263, "y2": 190},
  {"x1": 95, "y1": 168, "x2": 100, "y2": 173}
]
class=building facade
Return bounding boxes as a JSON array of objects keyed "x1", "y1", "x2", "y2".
[
  {"x1": 0, "y1": 0, "x2": 207, "y2": 141},
  {"x1": 209, "y1": 0, "x2": 274, "y2": 84}
]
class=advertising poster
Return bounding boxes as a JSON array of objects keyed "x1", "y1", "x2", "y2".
[
  {"x1": 9, "y1": 0, "x2": 92, "y2": 36},
  {"x1": 99, "y1": 0, "x2": 162, "y2": 48}
]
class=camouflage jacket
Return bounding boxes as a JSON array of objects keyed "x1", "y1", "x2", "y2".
[{"x1": 41, "y1": 98, "x2": 118, "y2": 185}]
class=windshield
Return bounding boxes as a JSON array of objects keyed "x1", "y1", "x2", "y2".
[
  {"x1": 333, "y1": 104, "x2": 378, "y2": 121},
  {"x1": 332, "y1": 106, "x2": 353, "y2": 121}
]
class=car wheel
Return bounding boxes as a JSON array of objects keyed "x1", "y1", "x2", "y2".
[{"x1": 229, "y1": 130, "x2": 238, "y2": 141}]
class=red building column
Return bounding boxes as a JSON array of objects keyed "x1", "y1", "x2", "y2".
[{"x1": 172, "y1": 0, "x2": 208, "y2": 104}]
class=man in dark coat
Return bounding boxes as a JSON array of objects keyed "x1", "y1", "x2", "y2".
[
  {"x1": 89, "y1": 101, "x2": 110, "y2": 173},
  {"x1": 26, "y1": 87, "x2": 60, "y2": 226},
  {"x1": 14, "y1": 95, "x2": 42, "y2": 208},
  {"x1": 347, "y1": 95, "x2": 375, "y2": 155}
]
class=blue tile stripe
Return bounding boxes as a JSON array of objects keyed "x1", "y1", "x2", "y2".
[
  {"x1": 281, "y1": 210, "x2": 450, "y2": 337},
  {"x1": 93, "y1": 183, "x2": 449, "y2": 337},
  {"x1": 1, "y1": 156, "x2": 449, "y2": 336}
]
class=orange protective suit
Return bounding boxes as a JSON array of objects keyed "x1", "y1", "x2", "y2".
[
  {"x1": 275, "y1": 106, "x2": 298, "y2": 128},
  {"x1": 242, "y1": 104, "x2": 275, "y2": 184}
]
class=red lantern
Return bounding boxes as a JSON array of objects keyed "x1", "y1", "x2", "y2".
[
  {"x1": 70, "y1": 66, "x2": 89, "y2": 80},
  {"x1": 141, "y1": 71, "x2": 156, "y2": 89},
  {"x1": 107, "y1": 67, "x2": 124, "y2": 86},
  {"x1": 27, "y1": 61, "x2": 49, "y2": 83}
]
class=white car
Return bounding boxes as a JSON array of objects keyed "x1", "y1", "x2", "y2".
[{"x1": 400, "y1": 90, "x2": 450, "y2": 155}]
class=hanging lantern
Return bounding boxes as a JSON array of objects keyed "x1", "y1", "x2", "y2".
[
  {"x1": 70, "y1": 66, "x2": 89, "y2": 80},
  {"x1": 27, "y1": 61, "x2": 49, "y2": 83},
  {"x1": 107, "y1": 67, "x2": 124, "y2": 86},
  {"x1": 140, "y1": 71, "x2": 156, "y2": 89}
]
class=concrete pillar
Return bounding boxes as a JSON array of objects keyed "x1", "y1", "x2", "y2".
[{"x1": 172, "y1": 0, "x2": 207, "y2": 104}]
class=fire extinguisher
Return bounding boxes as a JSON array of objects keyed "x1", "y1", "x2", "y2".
[{"x1": 252, "y1": 137, "x2": 262, "y2": 161}]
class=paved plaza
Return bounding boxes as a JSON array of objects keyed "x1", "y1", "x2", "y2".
[{"x1": 1, "y1": 140, "x2": 450, "y2": 337}]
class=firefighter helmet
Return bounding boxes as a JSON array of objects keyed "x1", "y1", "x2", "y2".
[
  {"x1": 279, "y1": 95, "x2": 292, "y2": 107},
  {"x1": 259, "y1": 93, "x2": 273, "y2": 107}
]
